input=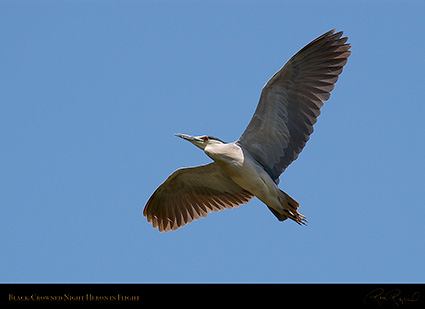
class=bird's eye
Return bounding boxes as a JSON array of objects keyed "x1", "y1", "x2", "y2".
[{"x1": 203, "y1": 136, "x2": 209, "y2": 141}]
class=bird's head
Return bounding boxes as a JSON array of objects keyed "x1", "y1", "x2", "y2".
[{"x1": 175, "y1": 133, "x2": 224, "y2": 150}]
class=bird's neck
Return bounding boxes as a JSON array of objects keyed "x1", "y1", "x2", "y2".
[{"x1": 204, "y1": 143, "x2": 243, "y2": 166}]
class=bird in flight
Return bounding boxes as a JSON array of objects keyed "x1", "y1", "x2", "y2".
[{"x1": 144, "y1": 29, "x2": 351, "y2": 232}]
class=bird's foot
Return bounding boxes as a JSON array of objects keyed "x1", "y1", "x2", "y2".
[{"x1": 286, "y1": 204, "x2": 307, "y2": 225}]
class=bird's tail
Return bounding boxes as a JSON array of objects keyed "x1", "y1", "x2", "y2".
[{"x1": 267, "y1": 190, "x2": 307, "y2": 225}]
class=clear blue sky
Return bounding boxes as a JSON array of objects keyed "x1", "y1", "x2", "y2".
[{"x1": 1, "y1": 1, "x2": 424, "y2": 283}]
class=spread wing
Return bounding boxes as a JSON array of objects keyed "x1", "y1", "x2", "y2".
[
  {"x1": 143, "y1": 163, "x2": 254, "y2": 232},
  {"x1": 237, "y1": 29, "x2": 351, "y2": 182}
]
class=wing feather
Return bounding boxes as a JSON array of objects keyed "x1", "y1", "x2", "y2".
[
  {"x1": 143, "y1": 162, "x2": 253, "y2": 232},
  {"x1": 238, "y1": 29, "x2": 351, "y2": 181}
]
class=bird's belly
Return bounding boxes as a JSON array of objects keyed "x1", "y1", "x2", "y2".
[{"x1": 217, "y1": 159, "x2": 278, "y2": 200}]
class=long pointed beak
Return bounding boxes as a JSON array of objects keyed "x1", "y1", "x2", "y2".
[
  {"x1": 175, "y1": 133, "x2": 206, "y2": 150},
  {"x1": 175, "y1": 133, "x2": 198, "y2": 142}
]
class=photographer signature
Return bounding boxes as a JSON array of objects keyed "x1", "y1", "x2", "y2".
[{"x1": 364, "y1": 288, "x2": 420, "y2": 306}]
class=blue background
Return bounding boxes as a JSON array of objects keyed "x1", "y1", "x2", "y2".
[{"x1": 1, "y1": 1, "x2": 424, "y2": 282}]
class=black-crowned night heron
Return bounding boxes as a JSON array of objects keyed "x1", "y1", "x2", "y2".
[{"x1": 144, "y1": 29, "x2": 351, "y2": 232}]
